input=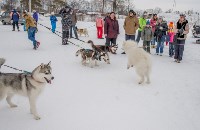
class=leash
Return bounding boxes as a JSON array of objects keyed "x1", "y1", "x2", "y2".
[
  {"x1": 3, "y1": 65, "x2": 32, "y2": 74},
  {"x1": 38, "y1": 23, "x2": 88, "y2": 43},
  {"x1": 38, "y1": 23, "x2": 85, "y2": 49}
]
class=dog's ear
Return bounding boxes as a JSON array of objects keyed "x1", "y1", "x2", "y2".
[
  {"x1": 47, "y1": 61, "x2": 51, "y2": 66},
  {"x1": 99, "y1": 55, "x2": 101, "y2": 61},
  {"x1": 40, "y1": 63, "x2": 45, "y2": 68}
]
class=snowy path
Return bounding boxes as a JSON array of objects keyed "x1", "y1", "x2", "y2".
[{"x1": 0, "y1": 17, "x2": 200, "y2": 130}]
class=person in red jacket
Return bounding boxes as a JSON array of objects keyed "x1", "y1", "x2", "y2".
[
  {"x1": 150, "y1": 14, "x2": 157, "y2": 48},
  {"x1": 104, "y1": 12, "x2": 119, "y2": 50},
  {"x1": 96, "y1": 15, "x2": 104, "y2": 39}
]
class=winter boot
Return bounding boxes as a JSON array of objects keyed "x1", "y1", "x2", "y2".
[{"x1": 33, "y1": 45, "x2": 37, "y2": 50}]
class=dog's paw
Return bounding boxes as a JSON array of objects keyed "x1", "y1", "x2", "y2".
[
  {"x1": 146, "y1": 81, "x2": 151, "y2": 84},
  {"x1": 138, "y1": 81, "x2": 143, "y2": 84},
  {"x1": 10, "y1": 104, "x2": 18, "y2": 108},
  {"x1": 34, "y1": 116, "x2": 41, "y2": 120}
]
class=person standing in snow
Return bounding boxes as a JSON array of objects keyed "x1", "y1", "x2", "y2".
[
  {"x1": 136, "y1": 11, "x2": 148, "y2": 44},
  {"x1": 23, "y1": 11, "x2": 40, "y2": 50},
  {"x1": 10, "y1": 9, "x2": 20, "y2": 31},
  {"x1": 174, "y1": 13, "x2": 189, "y2": 63},
  {"x1": 104, "y1": 13, "x2": 110, "y2": 21},
  {"x1": 33, "y1": 10, "x2": 38, "y2": 26},
  {"x1": 104, "y1": 12, "x2": 119, "y2": 52},
  {"x1": 59, "y1": 5, "x2": 73, "y2": 45},
  {"x1": 141, "y1": 20, "x2": 153, "y2": 53},
  {"x1": 50, "y1": 12, "x2": 58, "y2": 33},
  {"x1": 154, "y1": 16, "x2": 168, "y2": 56},
  {"x1": 70, "y1": 9, "x2": 78, "y2": 39},
  {"x1": 150, "y1": 14, "x2": 158, "y2": 48},
  {"x1": 168, "y1": 22, "x2": 175, "y2": 57},
  {"x1": 96, "y1": 15, "x2": 104, "y2": 39},
  {"x1": 121, "y1": 10, "x2": 139, "y2": 54}
]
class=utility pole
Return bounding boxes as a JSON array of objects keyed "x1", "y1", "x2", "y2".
[{"x1": 29, "y1": 0, "x2": 31, "y2": 13}]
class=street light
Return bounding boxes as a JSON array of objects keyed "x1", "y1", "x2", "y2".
[{"x1": 29, "y1": 0, "x2": 31, "y2": 13}]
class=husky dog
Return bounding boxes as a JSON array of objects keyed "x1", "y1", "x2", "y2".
[
  {"x1": 0, "y1": 58, "x2": 54, "y2": 120},
  {"x1": 76, "y1": 48, "x2": 110, "y2": 68},
  {"x1": 97, "y1": 45, "x2": 118, "y2": 54},
  {"x1": 76, "y1": 27, "x2": 89, "y2": 37},
  {"x1": 76, "y1": 49, "x2": 97, "y2": 67},
  {"x1": 122, "y1": 41, "x2": 152, "y2": 84},
  {"x1": 87, "y1": 40, "x2": 110, "y2": 64}
]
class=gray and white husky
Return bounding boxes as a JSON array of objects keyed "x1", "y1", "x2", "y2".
[{"x1": 0, "y1": 58, "x2": 54, "y2": 120}]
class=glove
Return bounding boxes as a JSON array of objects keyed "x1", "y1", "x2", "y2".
[
  {"x1": 178, "y1": 28, "x2": 184, "y2": 35},
  {"x1": 159, "y1": 27, "x2": 163, "y2": 30}
]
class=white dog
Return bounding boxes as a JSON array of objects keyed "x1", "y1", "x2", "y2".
[{"x1": 122, "y1": 41, "x2": 152, "y2": 84}]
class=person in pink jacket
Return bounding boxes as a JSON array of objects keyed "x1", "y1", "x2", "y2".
[
  {"x1": 96, "y1": 15, "x2": 104, "y2": 39},
  {"x1": 150, "y1": 14, "x2": 157, "y2": 48},
  {"x1": 168, "y1": 22, "x2": 175, "y2": 57}
]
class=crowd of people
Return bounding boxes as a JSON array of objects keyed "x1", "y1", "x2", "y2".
[
  {"x1": 100, "y1": 10, "x2": 189, "y2": 63},
  {"x1": 8, "y1": 5, "x2": 189, "y2": 63}
]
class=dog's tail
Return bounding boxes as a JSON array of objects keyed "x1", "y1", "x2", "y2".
[
  {"x1": 0, "y1": 58, "x2": 6, "y2": 68},
  {"x1": 75, "y1": 50, "x2": 81, "y2": 57}
]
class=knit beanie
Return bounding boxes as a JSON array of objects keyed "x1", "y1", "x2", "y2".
[{"x1": 168, "y1": 22, "x2": 174, "y2": 28}]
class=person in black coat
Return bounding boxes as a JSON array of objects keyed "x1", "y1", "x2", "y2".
[
  {"x1": 59, "y1": 5, "x2": 73, "y2": 45},
  {"x1": 154, "y1": 16, "x2": 168, "y2": 56}
]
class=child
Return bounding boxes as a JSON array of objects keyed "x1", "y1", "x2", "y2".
[
  {"x1": 141, "y1": 20, "x2": 153, "y2": 53},
  {"x1": 168, "y1": 22, "x2": 175, "y2": 57},
  {"x1": 50, "y1": 12, "x2": 58, "y2": 33},
  {"x1": 23, "y1": 11, "x2": 40, "y2": 50},
  {"x1": 96, "y1": 15, "x2": 104, "y2": 39}
]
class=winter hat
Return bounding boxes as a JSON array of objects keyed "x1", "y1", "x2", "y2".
[
  {"x1": 143, "y1": 11, "x2": 148, "y2": 17},
  {"x1": 129, "y1": 10, "x2": 134, "y2": 13},
  {"x1": 146, "y1": 20, "x2": 150, "y2": 25},
  {"x1": 158, "y1": 16, "x2": 163, "y2": 20},
  {"x1": 153, "y1": 13, "x2": 157, "y2": 17},
  {"x1": 168, "y1": 22, "x2": 174, "y2": 28},
  {"x1": 180, "y1": 13, "x2": 186, "y2": 17},
  {"x1": 51, "y1": 12, "x2": 55, "y2": 15},
  {"x1": 33, "y1": 10, "x2": 36, "y2": 13}
]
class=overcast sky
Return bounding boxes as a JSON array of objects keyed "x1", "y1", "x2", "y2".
[{"x1": 132, "y1": 0, "x2": 200, "y2": 12}]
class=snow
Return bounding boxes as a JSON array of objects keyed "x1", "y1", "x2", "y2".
[{"x1": 0, "y1": 14, "x2": 200, "y2": 130}]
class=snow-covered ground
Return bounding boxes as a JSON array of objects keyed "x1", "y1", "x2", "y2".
[{"x1": 0, "y1": 14, "x2": 200, "y2": 130}]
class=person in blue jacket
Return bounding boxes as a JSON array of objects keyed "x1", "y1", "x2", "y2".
[
  {"x1": 11, "y1": 9, "x2": 20, "y2": 31},
  {"x1": 50, "y1": 12, "x2": 58, "y2": 33},
  {"x1": 33, "y1": 10, "x2": 38, "y2": 26}
]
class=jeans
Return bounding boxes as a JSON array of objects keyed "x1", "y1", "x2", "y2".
[
  {"x1": 169, "y1": 42, "x2": 174, "y2": 56},
  {"x1": 28, "y1": 27, "x2": 37, "y2": 46},
  {"x1": 51, "y1": 22, "x2": 56, "y2": 33},
  {"x1": 174, "y1": 40, "x2": 185, "y2": 61},
  {"x1": 106, "y1": 38, "x2": 116, "y2": 46},
  {"x1": 143, "y1": 41, "x2": 151, "y2": 53},
  {"x1": 13, "y1": 21, "x2": 19, "y2": 30},
  {"x1": 125, "y1": 34, "x2": 135, "y2": 41},
  {"x1": 151, "y1": 37, "x2": 156, "y2": 45},
  {"x1": 136, "y1": 30, "x2": 142, "y2": 43},
  {"x1": 156, "y1": 36, "x2": 165, "y2": 54},
  {"x1": 70, "y1": 25, "x2": 78, "y2": 39}
]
